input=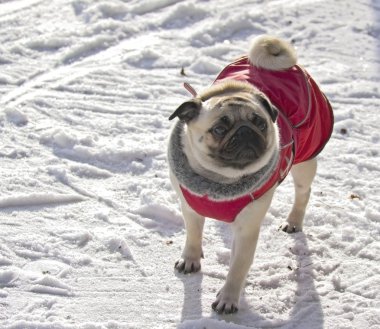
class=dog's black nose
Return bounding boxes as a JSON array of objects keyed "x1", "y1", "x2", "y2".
[
  {"x1": 219, "y1": 124, "x2": 267, "y2": 169},
  {"x1": 235, "y1": 126, "x2": 254, "y2": 140}
]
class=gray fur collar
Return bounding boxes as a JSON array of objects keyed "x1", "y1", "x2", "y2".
[{"x1": 168, "y1": 121, "x2": 279, "y2": 200}]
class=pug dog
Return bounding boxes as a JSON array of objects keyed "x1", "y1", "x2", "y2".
[{"x1": 168, "y1": 35, "x2": 333, "y2": 314}]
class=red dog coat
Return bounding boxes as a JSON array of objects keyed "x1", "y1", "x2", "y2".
[{"x1": 180, "y1": 57, "x2": 334, "y2": 222}]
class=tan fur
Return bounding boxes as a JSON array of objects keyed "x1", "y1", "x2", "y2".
[
  {"x1": 183, "y1": 84, "x2": 279, "y2": 182},
  {"x1": 198, "y1": 80, "x2": 256, "y2": 102},
  {"x1": 248, "y1": 35, "x2": 297, "y2": 70}
]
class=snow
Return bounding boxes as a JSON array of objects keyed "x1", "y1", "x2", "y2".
[{"x1": 0, "y1": 0, "x2": 379, "y2": 328}]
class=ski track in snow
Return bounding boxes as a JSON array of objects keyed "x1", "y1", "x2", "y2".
[{"x1": 0, "y1": 0, "x2": 379, "y2": 328}]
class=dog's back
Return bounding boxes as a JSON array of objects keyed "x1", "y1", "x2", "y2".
[{"x1": 214, "y1": 36, "x2": 334, "y2": 164}]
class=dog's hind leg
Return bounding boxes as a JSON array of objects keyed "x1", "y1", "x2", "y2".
[{"x1": 281, "y1": 158, "x2": 317, "y2": 233}]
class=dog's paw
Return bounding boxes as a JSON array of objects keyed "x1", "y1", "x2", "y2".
[
  {"x1": 174, "y1": 257, "x2": 201, "y2": 274},
  {"x1": 211, "y1": 289, "x2": 239, "y2": 314},
  {"x1": 279, "y1": 222, "x2": 302, "y2": 234}
]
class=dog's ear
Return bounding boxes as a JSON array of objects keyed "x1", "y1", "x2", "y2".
[
  {"x1": 257, "y1": 95, "x2": 278, "y2": 122},
  {"x1": 169, "y1": 98, "x2": 202, "y2": 122}
]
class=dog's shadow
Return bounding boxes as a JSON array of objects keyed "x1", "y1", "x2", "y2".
[
  {"x1": 176, "y1": 271, "x2": 204, "y2": 322},
  {"x1": 179, "y1": 222, "x2": 324, "y2": 328}
]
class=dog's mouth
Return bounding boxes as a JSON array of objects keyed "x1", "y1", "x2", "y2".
[{"x1": 215, "y1": 125, "x2": 267, "y2": 169}]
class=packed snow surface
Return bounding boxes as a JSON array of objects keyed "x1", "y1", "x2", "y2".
[{"x1": 0, "y1": 0, "x2": 379, "y2": 328}]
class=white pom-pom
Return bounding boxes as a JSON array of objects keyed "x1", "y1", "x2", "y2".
[{"x1": 248, "y1": 35, "x2": 297, "y2": 71}]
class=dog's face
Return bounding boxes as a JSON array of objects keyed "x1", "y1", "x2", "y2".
[{"x1": 169, "y1": 81, "x2": 279, "y2": 179}]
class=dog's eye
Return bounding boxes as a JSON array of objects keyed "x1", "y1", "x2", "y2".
[
  {"x1": 212, "y1": 125, "x2": 227, "y2": 137},
  {"x1": 252, "y1": 115, "x2": 267, "y2": 132}
]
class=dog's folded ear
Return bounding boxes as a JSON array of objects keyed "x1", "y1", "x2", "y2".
[
  {"x1": 257, "y1": 95, "x2": 278, "y2": 122},
  {"x1": 169, "y1": 98, "x2": 202, "y2": 122}
]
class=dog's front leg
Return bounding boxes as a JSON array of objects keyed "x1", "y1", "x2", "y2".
[
  {"x1": 175, "y1": 200, "x2": 205, "y2": 274},
  {"x1": 212, "y1": 187, "x2": 275, "y2": 314}
]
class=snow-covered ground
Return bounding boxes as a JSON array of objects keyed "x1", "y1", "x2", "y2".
[{"x1": 0, "y1": 0, "x2": 379, "y2": 328}]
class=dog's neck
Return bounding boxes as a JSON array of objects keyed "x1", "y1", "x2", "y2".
[{"x1": 185, "y1": 148, "x2": 240, "y2": 184}]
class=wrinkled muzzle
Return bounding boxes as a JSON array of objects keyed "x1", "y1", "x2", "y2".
[{"x1": 219, "y1": 125, "x2": 266, "y2": 168}]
